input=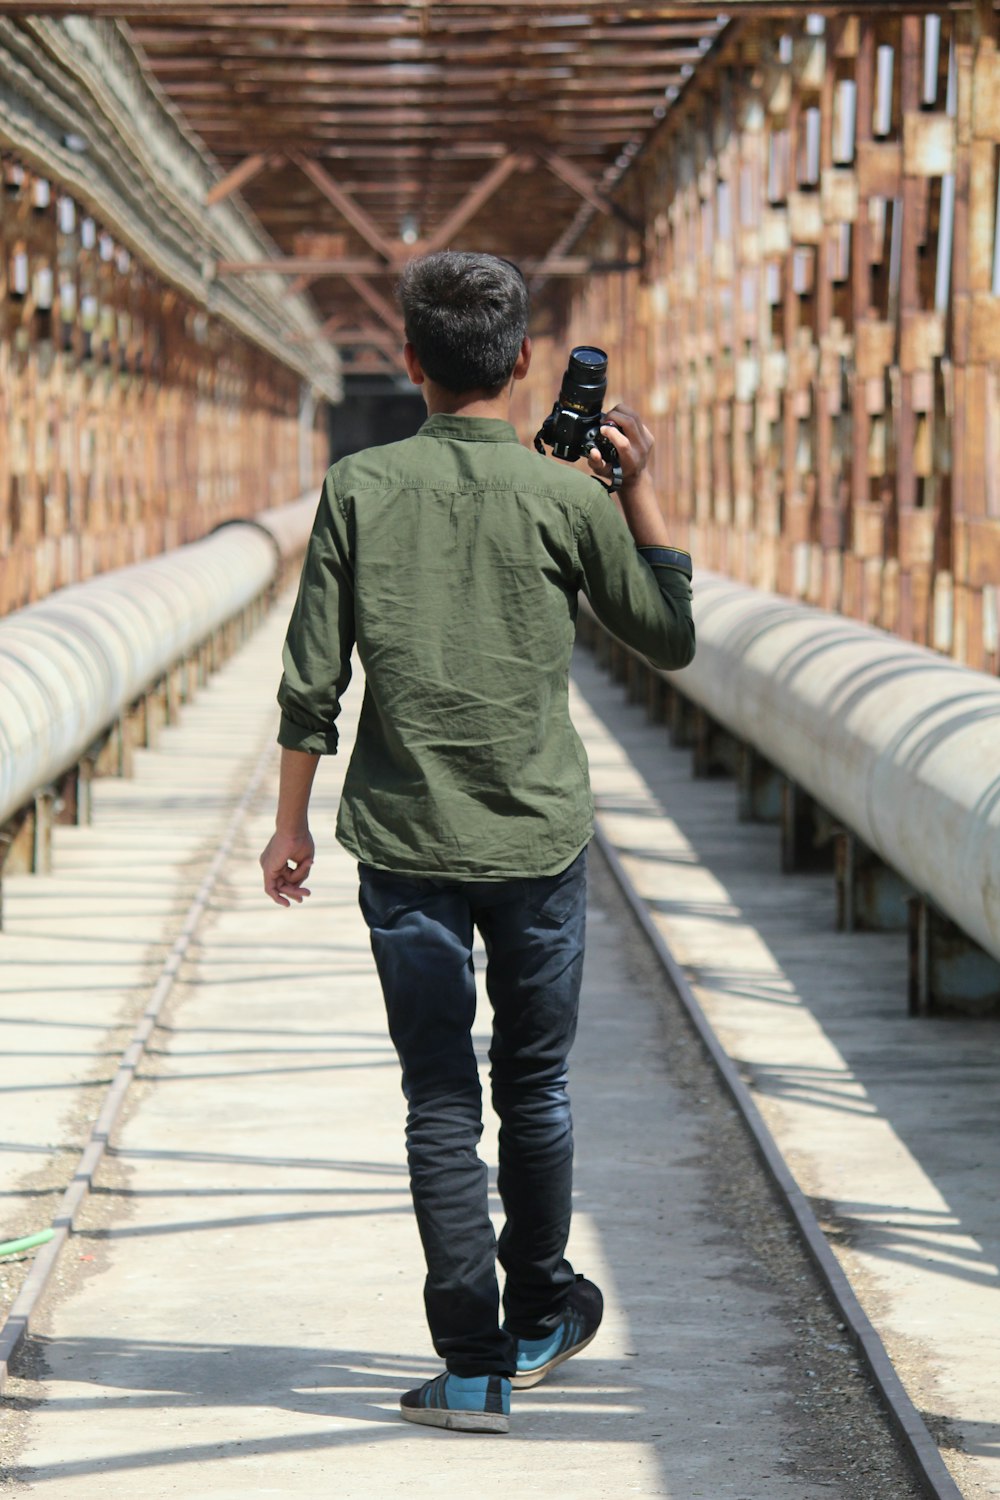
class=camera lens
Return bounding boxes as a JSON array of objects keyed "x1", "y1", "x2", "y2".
[
  {"x1": 559, "y1": 345, "x2": 608, "y2": 416},
  {"x1": 568, "y1": 346, "x2": 608, "y2": 380}
]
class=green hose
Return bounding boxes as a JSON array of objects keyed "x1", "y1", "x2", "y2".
[{"x1": 0, "y1": 1229, "x2": 55, "y2": 1259}]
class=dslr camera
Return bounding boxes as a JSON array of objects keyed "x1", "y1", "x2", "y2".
[{"x1": 534, "y1": 345, "x2": 623, "y2": 493}]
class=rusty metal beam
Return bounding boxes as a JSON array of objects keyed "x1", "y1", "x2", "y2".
[
  {"x1": 205, "y1": 151, "x2": 281, "y2": 206},
  {"x1": 290, "y1": 325, "x2": 401, "y2": 348},
  {"x1": 331, "y1": 328, "x2": 400, "y2": 347},
  {"x1": 420, "y1": 153, "x2": 530, "y2": 255},
  {"x1": 0, "y1": 2, "x2": 980, "y2": 12},
  {"x1": 289, "y1": 153, "x2": 399, "y2": 263},
  {"x1": 219, "y1": 257, "x2": 391, "y2": 275},
  {"x1": 344, "y1": 273, "x2": 404, "y2": 338},
  {"x1": 217, "y1": 256, "x2": 639, "y2": 277},
  {"x1": 145, "y1": 46, "x2": 715, "y2": 70},
  {"x1": 148, "y1": 65, "x2": 692, "y2": 88},
  {"x1": 166, "y1": 95, "x2": 675, "y2": 114},
  {"x1": 541, "y1": 152, "x2": 643, "y2": 234},
  {"x1": 344, "y1": 353, "x2": 403, "y2": 375},
  {"x1": 133, "y1": 24, "x2": 724, "y2": 47}
]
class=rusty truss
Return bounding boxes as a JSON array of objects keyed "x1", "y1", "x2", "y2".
[{"x1": 108, "y1": 2, "x2": 726, "y2": 368}]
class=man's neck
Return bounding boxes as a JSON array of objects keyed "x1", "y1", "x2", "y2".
[{"x1": 423, "y1": 384, "x2": 512, "y2": 422}]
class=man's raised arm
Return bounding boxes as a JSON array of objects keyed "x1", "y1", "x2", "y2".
[{"x1": 580, "y1": 404, "x2": 695, "y2": 671}]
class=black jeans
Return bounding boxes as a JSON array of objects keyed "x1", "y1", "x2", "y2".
[{"x1": 358, "y1": 848, "x2": 587, "y2": 1378}]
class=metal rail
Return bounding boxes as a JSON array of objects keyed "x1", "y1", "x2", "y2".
[{"x1": 0, "y1": 495, "x2": 315, "y2": 836}]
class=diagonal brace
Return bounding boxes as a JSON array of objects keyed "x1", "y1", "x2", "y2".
[
  {"x1": 206, "y1": 152, "x2": 283, "y2": 207},
  {"x1": 345, "y1": 273, "x2": 404, "y2": 339},
  {"x1": 421, "y1": 152, "x2": 532, "y2": 254},
  {"x1": 541, "y1": 151, "x2": 644, "y2": 235},
  {"x1": 290, "y1": 152, "x2": 399, "y2": 264}
]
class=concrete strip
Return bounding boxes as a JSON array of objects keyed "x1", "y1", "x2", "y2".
[
  {"x1": 0, "y1": 731, "x2": 279, "y2": 1390},
  {"x1": 0, "y1": 632, "x2": 285, "y2": 1248},
  {"x1": 569, "y1": 646, "x2": 1000, "y2": 1500}
]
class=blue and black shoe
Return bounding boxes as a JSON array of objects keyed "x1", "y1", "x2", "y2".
[
  {"x1": 399, "y1": 1371, "x2": 511, "y2": 1433},
  {"x1": 510, "y1": 1276, "x2": 604, "y2": 1390}
]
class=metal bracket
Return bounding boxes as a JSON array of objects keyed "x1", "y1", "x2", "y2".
[{"x1": 908, "y1": 896, "x2": 1000, "y2": 1016}]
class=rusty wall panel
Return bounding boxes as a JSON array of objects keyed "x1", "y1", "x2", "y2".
[
  {"x1": 0, "y1": 157, "x2": 326, "y2": 619},
  {"x1": 525, "y1": 8, "x2": 1000, "y2": 676}
]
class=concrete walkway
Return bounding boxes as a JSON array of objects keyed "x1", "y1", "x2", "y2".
[{"x1": 1, "y1": 597, "x2": 927, "y2": 1497}]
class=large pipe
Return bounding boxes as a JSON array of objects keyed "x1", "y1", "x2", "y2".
[
  {"x1": 670, "y1": 573, "x2": 1000, "y2": 966},
  {"x1": 0, "y1": 494, "x2": 317, "y2": 829},
  {"x1": 244, "y1": 493, "x2": 317, "y2": 559}
]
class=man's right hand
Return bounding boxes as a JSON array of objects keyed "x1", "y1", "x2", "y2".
[
  {"x1": 588, "y1": 403, "x2": 673, "y2": 548},
  {"x1": 587, "y1": 403, "x2": 654, "y2": 488},
  {"x1": 260, "y1": 830, "x2": 315, "y2": 907}
]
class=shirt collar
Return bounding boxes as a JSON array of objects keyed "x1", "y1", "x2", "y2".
[{"x1": 419, "y1": 413, "x2": 519, "y2": 444}]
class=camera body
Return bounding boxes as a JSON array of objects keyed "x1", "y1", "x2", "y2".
[{"x1": 534, "y1": 345, "x2": 623, "y2": 493}]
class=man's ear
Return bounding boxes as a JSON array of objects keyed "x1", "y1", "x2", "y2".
[
  {"x1": 512, "y1": 336, "x2": 532, "y2": 383},
  {"x1": 403, "y1": 341, "x2": 425, "y2": 386}
]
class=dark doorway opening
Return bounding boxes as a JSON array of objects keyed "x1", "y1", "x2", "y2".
[{"x1": 328, "y1": 374, "x2": 426, "y2": 463}]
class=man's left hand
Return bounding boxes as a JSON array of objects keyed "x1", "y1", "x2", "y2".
[{"x1": 260, "y1": 830, "x2": 315, "y2": 907}]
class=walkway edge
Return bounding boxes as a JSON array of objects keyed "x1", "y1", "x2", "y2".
[
  {"x1": 0, "y1": 734, "x2": 278, "y2": 1395},
  {"x1": 592, "y1": 821, "x2": 965, "y2": 1500}
]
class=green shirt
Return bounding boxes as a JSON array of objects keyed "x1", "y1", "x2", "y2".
[{"x1": 277, "y1": 413, "x2": 695, "y2": 879}]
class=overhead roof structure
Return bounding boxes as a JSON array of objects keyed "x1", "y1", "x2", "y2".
[
  {"x1": 130, "y1": 3, "x2": 731, "y2": 369},
  {"x1": 6, "y1": 1, "x2": 990, "y2": 375}
]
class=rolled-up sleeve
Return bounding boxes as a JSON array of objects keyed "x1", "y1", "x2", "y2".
[
  {"x1": 276, "y1": 472, "x2": 355, "y2": 754},
  {"x1": 575, "y1": 486, "x2": 695, "y2": 670}
]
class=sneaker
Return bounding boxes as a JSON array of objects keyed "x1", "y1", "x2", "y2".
[
  {"x1": 399, "y1": 1371, "x2": 511, "y2": 1433},
  {"x1": 510, "y1": 1276, "x2": 604, "y2": 1390}
]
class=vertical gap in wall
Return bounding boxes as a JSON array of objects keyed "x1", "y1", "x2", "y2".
[
  {"x1": 803, "y1": 107, "x2": 822, "y2": 186},
  {"x1": 875, "y1": 45, "x2": 895, "y2": 137},
  {"x1": 923, "y1": 15, "x2": 942, "y2": 106},
  {"x1": 987, "y1": 368, "x2": 1000, "y2": 519},
  {"x1": 935, "y1": 35, "x2": 957, "y2": 312},
  {"x1": 833, "y1": 79, "x2": 857, "y2": 165},
  {"x1": 887, "y1": 196, "x2": 905, "y2": 328},
  {"x1": 990, "y1": 146, "x2": 1000, "y2": 297}
]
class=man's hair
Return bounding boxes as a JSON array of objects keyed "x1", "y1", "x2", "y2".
[{"x1": 396, "y1": 251, "x2": 529, "y2": 396}]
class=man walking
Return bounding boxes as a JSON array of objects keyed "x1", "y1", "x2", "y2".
[{"x1": 259, "y1": 251, "x2": 695, "y2": 1433}]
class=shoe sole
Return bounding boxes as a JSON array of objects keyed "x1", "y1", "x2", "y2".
[
  {"x1": 510, "y1": 1327, "x2": 599, "y2": 1390},
  {"x1": 400, "y1": 1405, "x2": 510, "y2": 1434}
]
